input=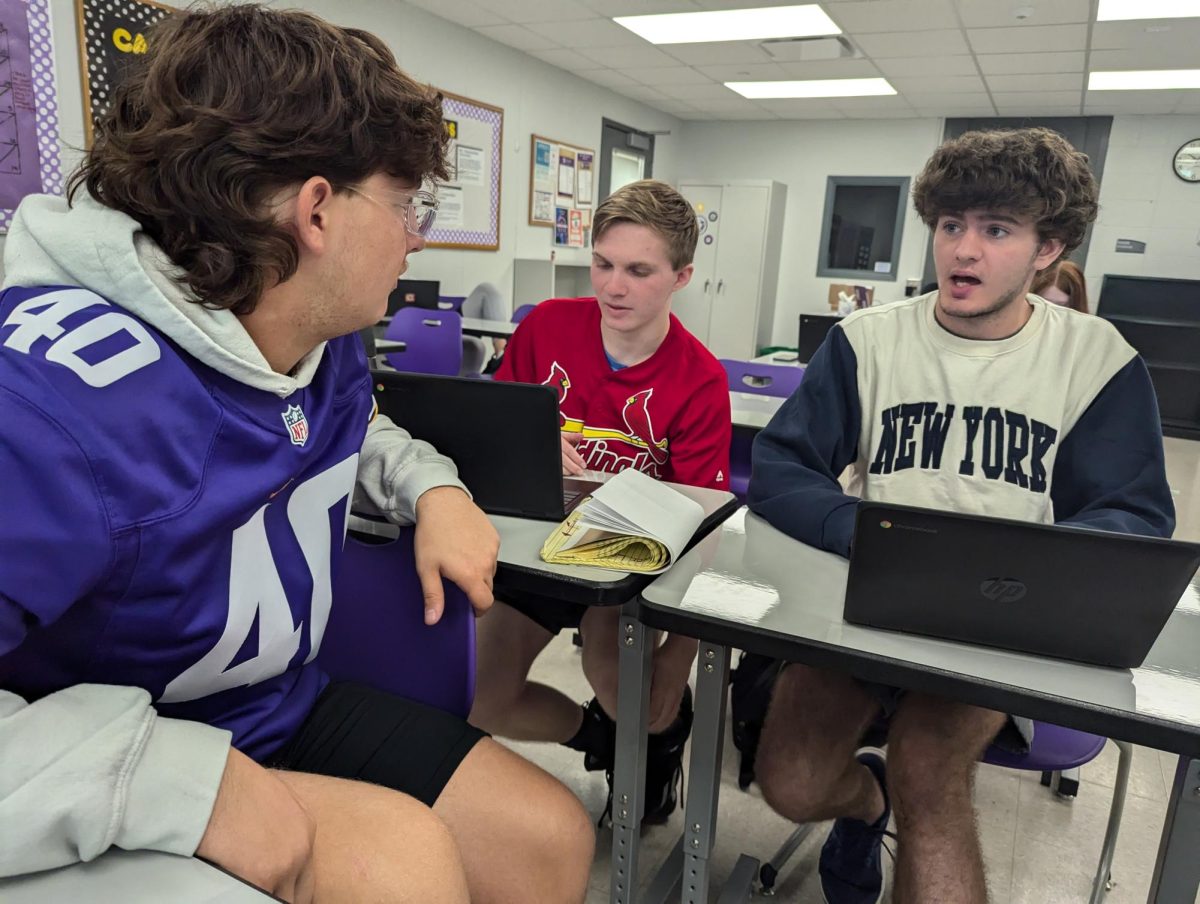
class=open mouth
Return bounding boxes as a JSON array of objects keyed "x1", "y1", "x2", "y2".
[{"x1": 950, "y1": 275, "x2": 981, "y2": 288}]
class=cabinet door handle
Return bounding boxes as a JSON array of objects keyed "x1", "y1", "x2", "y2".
[
  {"x1": 703, "y1": 278, "x2": 711, "y2": 293},
  {"x1": 716, "y1": 279, "x2": 725, "y2": 294}
]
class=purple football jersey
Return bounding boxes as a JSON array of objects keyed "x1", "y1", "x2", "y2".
[{"x1": 0, "y1": 286, "x2": 373, "y2": 759}]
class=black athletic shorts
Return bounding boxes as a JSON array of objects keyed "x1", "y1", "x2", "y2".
[
  {"x1": 269, "y1": 681, "x2": 487, "y2": 807},
  {"x1": 500, "y1": 592, "x2": 590, "y2": 635}
]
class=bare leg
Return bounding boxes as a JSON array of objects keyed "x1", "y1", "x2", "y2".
[
  {"x1": 275, "y1": 770, "x2": 470, "y2": 904},
  {"x1": 887, "y1": 694, "x2": 1006, "y2": 904},
  {"x1": 433, "y1": 738, "x2": 595, "y2": 904},
  {"x1": 755, "y1": 664, "x2": 884, "y2": 824},
  {"x1": 470, "y1": 601, "x2": 581, "y2": 741}
]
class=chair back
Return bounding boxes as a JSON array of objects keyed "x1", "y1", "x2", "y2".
[
  {"x1": 720, "y1": 359, "x2": 804, "y2": 398},
  {"x1": 984, "y1": 722, "x2": 1107, "y2": 772},
  {"x1": 319, "y1": 528, "x2": 476, "y2": 718},
  {"x1": 384, "y1": 308, "x2": 463, "y2": 375},
  {"x1": 438, "y1": 295, "x2": 467, "y2": 312},
  {"x1": 512, "y1": 303, "x2": 536, "y2": 324}
]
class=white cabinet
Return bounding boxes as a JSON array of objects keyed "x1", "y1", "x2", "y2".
[{"x1": 673, "y1": 180, "x2": 787, "y2": 360}]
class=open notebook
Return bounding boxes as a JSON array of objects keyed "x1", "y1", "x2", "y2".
[{"x1": 539, "y1": 469, "x2": 704, "y2": 574}]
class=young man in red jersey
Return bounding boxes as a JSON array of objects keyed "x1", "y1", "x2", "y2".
[{"x1": 471, "y1": 179, "x2": 732, "y2": 822}]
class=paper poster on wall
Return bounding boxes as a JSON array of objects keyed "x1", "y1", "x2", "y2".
[
  {"x1": 557, "y1": 149, "x2": 575, "y2": 198},
  {"x1": 568, "y1": 208, "x2": 584, "y2": 248},
  {"x1": 575, "y1": 151, "x2": 594, "y2": 207},
  {"x1": 0, "y1": 0, "x2": 63, "y2": 233},
  {"x1": 554, "y1": 206, "x2": 569, "y2": 245},
  {"x1": 533, "y1": 189, "x2": 554, "y2": 223},
  {"x1": 534, "y1": 138, "x2": 554, "y2": 186},
  {"x1": 438, "y1": 185, "x2": 464, "y2": 229},
  {"x1": 455, "y1": 144, "x2": 484, "y2": 186}
]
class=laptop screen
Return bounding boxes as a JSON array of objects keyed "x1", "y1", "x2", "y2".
[
  {"x1": 797, "y1": 313, "x2": 841, "y2": 363},
  {"x1": 387, "y1": 279, "x2": 441, "y2": 315}
]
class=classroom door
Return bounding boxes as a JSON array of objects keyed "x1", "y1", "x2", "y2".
[{"x1": 598, "y1": 119, "x2": 654, "y2": 202}]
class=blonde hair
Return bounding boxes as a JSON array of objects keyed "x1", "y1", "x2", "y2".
[
  {"x1": 592, "y1": 179, "x2": 698, "y2": 270},
  {"x1": 1032, "y1": 259, "x2": 1089, "y2": 314}
]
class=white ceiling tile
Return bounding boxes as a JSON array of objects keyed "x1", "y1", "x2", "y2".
[
  {"x1": 990, "y1": 90, "x2": 1082, "y2": 106},
  {"x1": 976, "y1": 51, "x2": 1085, "y2": 75},
  {"x1": 404, "y1": 0, "x2": 508, "y2": 28},
  {"x1": 525, "y1": 17, "x2": 647, "y2": 48},
  {"x1": 694, "y1": 62, "x2": 791, "y2": 81},
  {"x1": 701, "y1": 98, "x2": 776, "y2": 114},
  {"x1": 689, "y1": 0, "x2": 822, "y2": 8},
  {"x1": 472, "y1": 0, "x2": 595, "y2": 23},
  {"x1": 616, "y1": 85, "x2": 674, "y2": 103},
  {"x1": 891, "y1": 75, "x2": 986, "y2": 94},
  {"x1": 576, "y1": 0, "x2": 700, "y2": 13},
  {"x1": 578, "y1": 68, "x2": 642, "y2": 89},
  {"x1": 660, "y1": 41, "x2": 775, "y2": 65},
  {"x1": 1088, "y1": 47, "x2": 1200, "y2": 71},
  {"x1": 832, "y1": 95, "x2": 916, "y2": 113},
  {"x1": 773, "y1": 58, "x2": 883, "y2": 79},
  {"x1": 854, "y1": 30, "x2": 971, "y2": 58},
  {"x1": 994, "y1": 105, "x2": 1083, "y2": 116},
  {"x1": 912, "y1": 104, "x2": 999, "y2": 117},
  {"x1": 625, "y1": 66, "x2": 717, "y2": 86},
  {"x1": 842, "y1": 107, "x2": 925, "y2": 118},
  {"x1": 905, "y1": 91, "x2": 993, "y2": 106},
  {"x1": 874, "y1": 56, "x2": 981, "y2": 78},
  {"x1": 968, "y1": 23, "x2": 1087, "y2": 54},
  {"x1": 824, "y1": 0, "x2": 958, "y2": 34},
  {"x1": 695, "y1": 108, "x2": 780, "y2": 120},
  {"x1": 473, "y1": 23, "x2": 561, "y2": 51},
  {"x1": 985, "y1": 73, "x2": 1084, "y2": 93},
  {"x1": 658, "y1": 82, "x2": 747, "y2": 101},
  {"x1": 957, "y1": 0, "x2": 1089, "y2": 29},
  {"x1": 1085, "y1": 89, "x2": 1190, "y2": 113},
  {"x1": 527, "y1": 48, "x2": 605, "y2": 70},
  {"x1": 575, "y1": 44, "x2": 682, "y2": 68},
  {"x1": 1091, "y1": 19, "x2": 1200, "y2": 53},
  {"x1": 754, "y1": 97, "x2": 845, "y2": 115},
  {"x1": 653, "y1": 99, "x2": 701, "y2": 115}
]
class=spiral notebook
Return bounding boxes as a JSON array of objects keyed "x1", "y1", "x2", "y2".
[{"x1": 540, "y1": 469, "x2": 704, "y2": 574}]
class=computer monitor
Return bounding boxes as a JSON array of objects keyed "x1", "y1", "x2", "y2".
[
  {"x1": 1096, "y1": 274, "x2": 1200, "y2": 321},
  {"x1": 797, "y1": 313, "x2": 842, "y2": 363},
  {"x1": 386, "y1": 279, "x2": 441, "y2": 315}
]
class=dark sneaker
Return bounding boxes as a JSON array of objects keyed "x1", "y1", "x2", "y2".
[
  {"x1": 600, "y1": 686, "x2": 694, "y2": 827},
  {"x1": 564, "y1": 697, "x2": 616, "y2": 773},
  {"x1": 819, "y1": 748, "x2": 891, "y2": 904}
]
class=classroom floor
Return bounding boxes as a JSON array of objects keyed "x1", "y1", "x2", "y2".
[{"x1": 499, "y1": 436, "x2": 1200, "y2": 903}]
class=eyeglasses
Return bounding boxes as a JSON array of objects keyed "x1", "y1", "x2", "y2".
[{"x1": 345, "y1": 185, "x2": 439, "y2": 237}]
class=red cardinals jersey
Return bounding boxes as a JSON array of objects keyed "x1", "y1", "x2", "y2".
[{"x1": 496, "y1": 297, "x2": 731, "y2": 490}]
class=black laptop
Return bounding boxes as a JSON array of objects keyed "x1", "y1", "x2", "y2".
[
  {"x1": 797, "y1": 313, "x2": 841, "y2": 363},
  {"x1": 844, "y1": 502, "x2": 1200, "y2": 669},
  {"x1": 387, "y1": 278, "x2": 441, "y2": 315},
  {"x1": 371, "y1": 371, "x2": 603, "y2": 520}
]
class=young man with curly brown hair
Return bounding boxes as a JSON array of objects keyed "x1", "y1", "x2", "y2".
[
  {"x1": 748, "y1": 128, "x2": 1173, "y2": 904},
  {"x1": 0, "y1": 6, "x2": 593, "y2": 902}
]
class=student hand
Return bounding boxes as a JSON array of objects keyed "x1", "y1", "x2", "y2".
[
  {"x1": 414, "y1": 486, "x2": 499, "y2": 622},
  {"x1": 561, "y1": 432, "x2": 586, "y2": 476},
  {"x1": 196, "y1": 748, "x2": 316, "y2": 904},
  {"x1": 647, "y1": 641, "x2": 698, "y2": 734}
]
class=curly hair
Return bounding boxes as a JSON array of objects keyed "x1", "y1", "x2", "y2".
[
  {"x1": 912, "y1": 128, "x2": 1098, "y2": 258},
  {"x1": 592, "y1": 180, "x2": 699, "y2": 270},
  {"x1": 68, "y1": 4, "x2": 450, "y2": 314}
]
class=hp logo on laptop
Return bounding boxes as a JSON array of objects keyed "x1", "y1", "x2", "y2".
[{"x1": 980, "y1": 578, "x2": 1027, "y2": 603}]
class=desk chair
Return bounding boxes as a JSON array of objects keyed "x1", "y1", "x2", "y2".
[
  {"x1": 512, "y1": 303, "x2": 536, "y2": 324},
  {"x1": 719, "y1": 360, "x2": 805, "y2": 502},
  {"x1": 383, "y1": 307, "x2": 463, "y2": 377},
  {"x1": 755, "y1": 724, "x2": 1130, "y2": 903},
  {"x1": 438, "y1": 295, "x2": 466, "y2": 313},
  {"x1": 461, "y1": 282, "x2": 507, "y2": 377},
  {"x1": 318, "y1": 525, "x2": 475, "y2": 717}
]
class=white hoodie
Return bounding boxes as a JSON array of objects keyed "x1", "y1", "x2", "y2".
[{"x1": 0, "y1": 193, "x2": 467, "y2": 877}]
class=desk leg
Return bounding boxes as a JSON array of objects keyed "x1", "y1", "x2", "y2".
[
  {"x1": 612, "y1": 601, "x2": 653, "y2": 904},
  {"x1": 680, "y1": 641, "x2": 731, "y2": 904},
  {"x1": 1148, "y1": 756, "x2": 1200, "y2": 903}
]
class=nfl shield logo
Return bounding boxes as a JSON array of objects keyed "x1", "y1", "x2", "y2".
[{"x1": 281, "y1": 404, "x2": 309, "y2": 447}]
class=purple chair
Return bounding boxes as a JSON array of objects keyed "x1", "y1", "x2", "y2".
[
  {"x1": 720, "y1": 359, "x2": 805, "y2": 503},
  {"x1": 438, "y1": 295, "x2": 467, "y2": 312},
  {"x1": 757, "y1": 725, "x2": 1130, "y2": 902},
  {"x1": 512, "y1": 303, "x2": 536, "y2": 324},
  {"x1": 383, "y1": 307, "x2": 463, "y2": 376},
  {"x1": 318, "y1": 526, "x2": 475, "y2": 718}
]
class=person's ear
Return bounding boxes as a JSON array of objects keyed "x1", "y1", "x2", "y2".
[
  {"x1": 290, "y1": 176, "x2": 338, "y2": 256},
  {"x1": 672, "y1": 263, "x2": 695, "y2": 293},
  {"x1": 1034, "y1": 238, "x2": 1065, "y2": 273}
]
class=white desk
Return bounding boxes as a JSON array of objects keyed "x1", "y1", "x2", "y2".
[
  {"x1": 0, "y1": 850, "x2": 275, "y2": 902},
  {"x1": 611, "y1": 509, "x2": 1200, "y2": 904},
  {"x1": 728, "y1": 392, "x2": 784, "y2": 430},
  {"x1": 750, "y1": 352, "x2": 803, "y2": 367},
  {"x1": 461, "y1": 317, "x2": 516, "y2": 339}
]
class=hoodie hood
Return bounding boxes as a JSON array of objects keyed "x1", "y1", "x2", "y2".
[{"x1": 2, "y1": 193, "x2": 325, "y2": 397}]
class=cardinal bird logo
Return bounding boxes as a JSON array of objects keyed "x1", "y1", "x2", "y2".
[{"x1": 619, "y1": 389, "x2": 669, "y2": 465}]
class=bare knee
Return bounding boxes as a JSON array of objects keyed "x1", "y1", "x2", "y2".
[
  {"x1": 539, "y1": 782, "x2": 596, "y2": 904},
  {"x1": 580, "y1": 607, "x2": 621, "y2": 713},
  {"x1": 469, "y1": 604, "x2": 547, "y2": 729}
]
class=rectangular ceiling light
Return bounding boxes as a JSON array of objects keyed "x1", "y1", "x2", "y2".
[
  {"x1": 1098, "y1": 0, "x2": 1200, "y2": 21},
  {"x1": 727, "y1": 78, "x2": 896, "y2": 99},
  {"x1": 1089, "y1": 69, "x2": 1200, "y2": 90},
  {"x1": 614, "y1": 4, "x2": 840, "y2": 45}
]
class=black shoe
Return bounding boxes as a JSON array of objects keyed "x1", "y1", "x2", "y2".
[
  {"x1": 563, "y1": 697, "x2": 616, "y2": 773},
  {"x1": 602, "y1": 686, "x2": 694, "y2": 827}
]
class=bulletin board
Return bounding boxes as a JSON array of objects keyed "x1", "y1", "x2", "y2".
[
  {"x1": 75, "y1": 0, "x2": 173, "y2": 146},
  {"x1": 529, "y1": 133, "x2": 595, "y2": 227},
  {"x1": 0, "y1": 0, "x2": 63, "y2": 233},
  {"x1": 427, "y1": 89, "x2": 503, "y2": 251}
]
